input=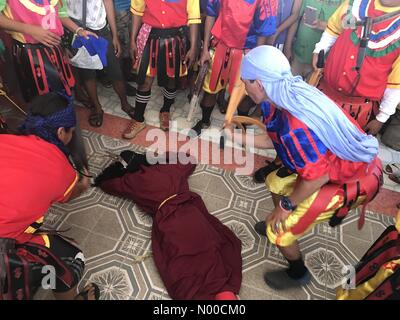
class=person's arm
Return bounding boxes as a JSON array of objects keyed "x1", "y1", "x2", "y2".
[
  {"x1": 224, "y1": 124, "x2": 274, "y2": 149},
  {"x1": 185, "y1": 0, "x2": 201, "y2": 68},
  {"x1": 104, "y1": 0, "x2": 122, "y2": 57},
  {"x1": 268, "y1": 173, "x2": 329, "y2": 234},
  {"x1": 312, "y1": 0, "x2": 351, "y2": 69},
  {"x1": 60, "y1": 168, "x2": 91, "y2": 202},
  {"x1": 273, "y1": 0, "x2": 302, "y2": 43},
  {"x1": 283, "y1": 16, "x2": 299, "y2": 61},
  {"x1": 59, "y1": 17, "x2": 98, "y2": 39},
  {"x1": 67, "y1": 175, "x2": 90, "y2": 201},
  {"x1": 365, "y1": 88, "x2": 400, "y2": 135},
  {"x1": 185, "y1": 24, "x2": 199, "y2": 68},
  {"x1": 130, "y1": 0, "x2": 145, "y2": 61},
  {"x1": 199, "y1": 15, "x2": 216, "y2": 65}
]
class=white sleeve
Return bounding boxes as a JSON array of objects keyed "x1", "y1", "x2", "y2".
[
  {"x1": 376, "y1": 88, "x2": 400, "y2": 123},
  {"x1": 313, "y1": 31, "x2": 339, "y2": 54}
]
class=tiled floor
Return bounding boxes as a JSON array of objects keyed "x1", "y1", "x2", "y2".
[
  {"x1": 33, "y1": 130, "x2": 396, "y2": 300},
  {"x1": 3, "y1": 83, "x2": 398, "y2": 300}
]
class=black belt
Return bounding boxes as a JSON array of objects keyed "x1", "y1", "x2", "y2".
[{"x1": 149, "y1": 27, "x2": 186, "y2": 39}]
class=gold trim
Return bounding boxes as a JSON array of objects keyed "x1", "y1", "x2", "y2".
[
  {"x1": 158, "y1": 194, "x2": 178, "y2": 210},
  {"x1": 19, "y1": 0, "x2": 59, "y2": 16}
]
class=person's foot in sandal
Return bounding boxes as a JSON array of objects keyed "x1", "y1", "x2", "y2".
[
  {"x1": 389, "y1": 171, "x2": 400, "y2": 184},
  {"x1": 121, "y1": 103, "x2": 135, "y2": 119},
  {"x1": 384, "y1": 163, "x2": 400, "y2": 175},
  {"x1": 89, "y1": 108, "x2": 104, "y2": 127},
  {"x1": 75, "y1": 283, "x2": 100, "y2": 300}
]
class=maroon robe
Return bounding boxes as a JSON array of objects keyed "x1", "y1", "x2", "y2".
[{"x1": 99, "y1": 159, "x2": 242, "y2": 300}]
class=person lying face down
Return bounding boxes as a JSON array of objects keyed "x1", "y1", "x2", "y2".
[{"x1": 94, "y1": 151, "x2": 242, "y2": 300}]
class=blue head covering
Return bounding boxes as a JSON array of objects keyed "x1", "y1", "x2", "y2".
[
  {"x1": 19, "y1": 93, "x2": 77, "y2": 155},
  {"x1": 241, "y1": 46, "x2": 378, "y2": 163}
]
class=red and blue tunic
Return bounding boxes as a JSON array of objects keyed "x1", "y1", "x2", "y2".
[
  {"x1": 262, "y1": 102, "x2": 372, "y2": 183},
  {"x1": 207, "y1": 0, "x2": 277, "y2": 49}
]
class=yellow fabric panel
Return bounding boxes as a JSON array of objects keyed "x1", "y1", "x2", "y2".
[
  {"x1": 42, "y1": 235, "x2": 50, "y2": 248},
  {"x1": 326, "y1": 0, "x2": 350, "y2": 36},
  {"x1": 265, "y1": 169, "x2": 365, "y2": 247},
  {"x1": 387, "y1": 55, "x2": 400, "y2": 89},
  {"x1": 375, "y1": 0, "x2": 400, "y2": 13},
  {"x1": 336, "y1": 258, "x2": 400, "y2": 300},
  {"x1": 187, "y1": 0, "x2": 201, "y2": 25},
  {"x1": 396, "y1": 210, "x2": 400, "y2": 232},
  {"x1": 131, "y1": 0, "x2": 145, "y2": 16}
]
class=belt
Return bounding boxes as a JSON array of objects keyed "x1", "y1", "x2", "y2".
[
  {"x1": 149, "y1": 27, "x2": 186, "y2": 39},
  {"x1": 319, "y1": 79, "x2": 375, "y2": 105}
]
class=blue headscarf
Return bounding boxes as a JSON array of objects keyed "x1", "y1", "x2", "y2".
[
  {"x1": 19, "y1": 93, "x2": 77, "y2": 155},
  {"x1": 241, "y1": 46, "x2": 378, "y2": 163}
]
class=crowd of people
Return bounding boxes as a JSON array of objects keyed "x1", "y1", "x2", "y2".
[{"x1": 0, "y1": 0, "x2": 399, "y2": 300}]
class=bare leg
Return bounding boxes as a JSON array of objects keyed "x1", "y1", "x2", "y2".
[
  {"x1": 82, "y1": 78, "x2": 103, "y2": 113},
  {"x1": 112, "y1": 79, "x2": 133, "y2": 110}
]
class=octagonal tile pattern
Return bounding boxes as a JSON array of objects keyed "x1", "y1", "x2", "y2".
[{"x1": 36, "y1": 130, "x2": 396, "y2": 300}]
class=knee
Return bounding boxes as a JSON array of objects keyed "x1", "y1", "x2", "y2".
[{"x1": 138, "y1": 77, "x2": 153, "y2": 92}]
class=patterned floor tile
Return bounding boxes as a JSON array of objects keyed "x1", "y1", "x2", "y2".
[{"x1": 36, "y1": 129, "x2": 398, "y2": 300}]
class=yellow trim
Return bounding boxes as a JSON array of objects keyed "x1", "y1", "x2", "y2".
[
  {"x1": 375, "y1": 0, "x2": 400, "y2": 13},
  {"x1": 3, "y1": 5, "x2": 26, "y2": 43},
  {"x1": 388, "y1": 55, "x2": 400, "y2": 89},
  {"x1": 336, "y1": 258, "x2": 400, "y2": 300},
  {"x1": 188, "y1": 18, "x2": 202, "y2": 25},
  {"x1": 19, "y1": 0, "x2": 58, "y2": 16},
  {"x1": 42, "y1": 235, "x2": 50, "y2": 248},
  {"x1": 158, "y1": 194, "x2": 178, "y2": 210},
  {"x1": 265, "y1": 169, "x2": 366, "y2": 247},
  {"x1": 24, "y1": 226, "x2": 36, "y2": 234},
  {"x1": 63, "y1": 173, "x2": 79, "y2": 198},
  {"x1": 396, "y1": 210, "x2": 400, "y2": 232}
]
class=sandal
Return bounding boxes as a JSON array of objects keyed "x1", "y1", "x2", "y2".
[
  {"x1": 121, "y1": 104, "x2": 135, "y2": 119},
  {"x1": 88, "y1": 109, "x2": 104, "y2": 127},
  {"x1": 384, "y1": 163, "x2": 400, "y2": 175},
  {"x1": 388, "y1": 172, "x2": 400, "y2": 185},
  {"x1": 75, "y1": 283, "x2": 100, "y2": 300}
]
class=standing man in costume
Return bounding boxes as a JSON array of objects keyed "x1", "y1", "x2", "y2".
[
  {"x1": 190, "y1": 0, "x2": 278, "y2": 137},
  {"x1": 312, "y1": 0, "x2": 400, "y2": 135},
  {"x1": 0, "y1": 0, "x2": 97, "y2": 172},
  {"x1": 226, "y1": 46, "x2": 383, "y2": 288},
  {"x1": 122, "y1": 0, "x2": 201, "y2": 139},
  {"x1": 0, "y1": 93, "x2": 98, "y2": 300},
  {"x1": 0, "y1": 0, "x2": 95, "y2": 102}
]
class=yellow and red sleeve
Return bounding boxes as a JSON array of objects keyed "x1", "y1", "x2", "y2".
[
  {"x1": 131, "y1": 0, "x2": 146, "y2": 17},
  {"x1": 187, "y1": 0, "x2": 201, "y2": 25}
]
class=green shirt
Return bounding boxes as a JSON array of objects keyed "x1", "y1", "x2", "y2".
[
  {"x1": 0, "y1": 0, "x2": 68, "y2": 18},
  {"x1": 293, "y1": 0, "x2": 342, "y2": 65}
]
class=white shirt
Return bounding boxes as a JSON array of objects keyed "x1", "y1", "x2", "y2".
[{"x1": 66, "y1": 0, "x2": 107, "y2": 31}]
